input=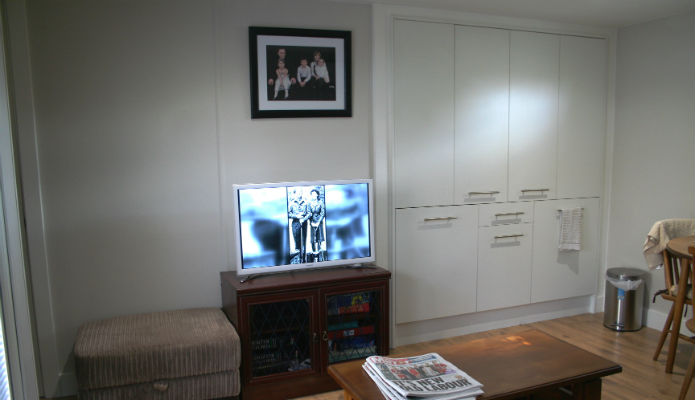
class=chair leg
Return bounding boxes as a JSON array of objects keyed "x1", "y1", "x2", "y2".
[
  {"x1": 654, "y1": 306, "x2": 675, "y2": 361},
  {"x1": 678, "y1": 346, "x2": 694, "y2": 400}
]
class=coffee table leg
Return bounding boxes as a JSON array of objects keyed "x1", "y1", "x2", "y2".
[
  {"x1": 573, "y1": 378, "x2": 602, "y2": 399},
  {"x1": 342, "y1": 389, "x2": 358, "y2": 400}
]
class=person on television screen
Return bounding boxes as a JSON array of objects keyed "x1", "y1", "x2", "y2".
[
  {"x1": 288, "y1": 190, "x2": 310, "y2": 263},
  {"x1": 308, "y1": 189, "x2": 325, "y2": 262}
]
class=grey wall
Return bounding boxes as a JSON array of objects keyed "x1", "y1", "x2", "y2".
[
  {"x1": 21, "y1": 0, "x2": 372, "y2": 395},
  {"x1": 607, "y1": 13, "x2": 695, "y2": 317}
]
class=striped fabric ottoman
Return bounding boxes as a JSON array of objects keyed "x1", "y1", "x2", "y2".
[{"x1": 74, "y1": 308, "x2": 240, "y2": 400}]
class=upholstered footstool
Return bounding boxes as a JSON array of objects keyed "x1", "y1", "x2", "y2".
[{"x1": 74, "y1": 308, "x2": 240, "y2": 400}]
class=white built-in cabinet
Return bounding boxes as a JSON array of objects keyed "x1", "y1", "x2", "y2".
[
  {"x1": 394, "y1": 23, "x2": 606, "y2": 208},
  {"x1": 393, "y1": 20, "x2": 454, "y2": 208},
  {"x1": 454, "y1": 26, "x2": 509, "y2": 204},
  {"x1": 531, "y1": 198, "x2": 601, "y2": 303},
  {"x1": 392, "y1": 18, "x2": 607, "y2": 324},
  {"x1": 557, "y1": 37, "x2": 607, "y2": 198},
  {"x1": 395, "y1": 206, "x2": 478, "y2": 324},
  {"x1": 508, "y1": 31, "x2": 559, "y2": 201},
  {"x1": 477, "y1": 221, "x2": 533, "y2": 312}
]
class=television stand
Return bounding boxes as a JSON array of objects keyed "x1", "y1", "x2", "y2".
[{"x1": 220, "y1": 266, "x2": 391, "y2": 400}]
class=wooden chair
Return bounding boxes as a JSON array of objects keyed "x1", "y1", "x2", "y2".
[
  {"x1": 652, "y1": 248, "x2": 694, "y2": 361},
  {"x1": 678, "y1": 245, "x2": 695, "y2": 400}
]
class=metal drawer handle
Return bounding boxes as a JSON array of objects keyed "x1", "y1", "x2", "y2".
[
  {"x1": 469, "y1": 191, "x2": 500, "y2": 195},
  {"x1": 521, "y1": 188, "x2": 549, "y2": 193},
  {"x1": 494, "y1": 212, "x2": 525, "y2": 217},
  {"x1": 494, "y1": 234, "x2": 524, "y2": 239},
  {"x1": 423, "y1": 217, "x2": 458, "y2": 222}
]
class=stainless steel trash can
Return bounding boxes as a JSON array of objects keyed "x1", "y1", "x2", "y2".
[{"x1": 603, "y1": 267, "x2": 646, "y2": 331}]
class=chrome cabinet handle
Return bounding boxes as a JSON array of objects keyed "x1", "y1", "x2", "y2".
[
  {"x1": 521, "y1": 188, "x2": 549, "y2": 193},
  {"x1": 423, "y1": 217, "x2": 458, "y2": 222},
  {"x1": 322, "y1": 331, "x2": 328, "y2": 342},
  {"x1": 468, "y1": 191, "x2": 500, "y2": 195},
  {"x1": 494, "y1": 212, "x2": 525, "y2": 217},
  {"x1": 494, "y1": 234, "x2": 524, "y2": 239}
]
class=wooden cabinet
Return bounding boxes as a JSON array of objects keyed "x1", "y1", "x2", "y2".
[
  {"x1": 477, "y1": 212, "x2": 533, "y2": 311},
  {"x1": 557, "y1": 36, "x2": 607, "y2": 198},
  {"x1": 393, "y1": 19, "x2": 454, "y2": 208},
  {"x1": 395, "y1": 205, "x2": 478, "y2": 323},
  {"x1": 509, "y1": 31, "x2": 559, "y2": 201},
  {"x1": 531, "y1": 198, "x2": 601, "y2": 303},
  {"x1": 454, "y1": 26, "x2": 510, "y2": 204},
  {"x1": 221, "y1": 267, "x2": 390, "y2": 400}
]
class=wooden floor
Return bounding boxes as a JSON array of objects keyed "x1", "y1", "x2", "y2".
[
  {"x1": 47, "y1": 313, "x2": 693, "y2": 400},
  {"x1": 295, "y1": 313, "x2": 694, "y2": 400}
]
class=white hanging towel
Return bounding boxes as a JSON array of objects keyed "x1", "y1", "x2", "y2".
[{"x1": 559, "y1": 208, "x2": 583, "y2": 251}]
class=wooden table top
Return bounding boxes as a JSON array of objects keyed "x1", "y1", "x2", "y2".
[
  {"x1": 666, "y1": 235, "x2": 695, "y2": 259},
  {"x1": 328, "y1": 328, "x2": 622, "y2": 400}
]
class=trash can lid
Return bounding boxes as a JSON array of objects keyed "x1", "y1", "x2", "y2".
[{"x1": 606, "y1": 267, "x2": 646, "y2": 281}]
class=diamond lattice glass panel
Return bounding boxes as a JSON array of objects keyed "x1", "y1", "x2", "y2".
[
  {"x1": 249, "y1": 299, "x2": 312, "y2": 377},
  {"x1": 326, "y1": 290, "x2": 379, "y2": 364}
]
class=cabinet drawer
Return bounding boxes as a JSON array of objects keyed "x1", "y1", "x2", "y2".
[
  {"x1": 479, "y1": 203, "x2": 533, "y2": 226},
  {"x1": 477, "y1": 224, "x2": 533, "y2": 312}
]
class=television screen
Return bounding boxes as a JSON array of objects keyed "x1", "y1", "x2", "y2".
[{"x1": 233, "y1": 179, "x2": 374, "y2": 276}]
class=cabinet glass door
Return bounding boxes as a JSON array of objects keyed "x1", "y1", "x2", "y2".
[
  {"x1": 325, "y1": 289, "x2": 380, "y2": 364},
  {"x1": 248, "y1": 298, "x2": 314, "y2": 378}
]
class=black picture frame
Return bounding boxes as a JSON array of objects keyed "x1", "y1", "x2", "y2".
[{"x1": 249, "y1": 26, "x2": 352, "y2": 119}]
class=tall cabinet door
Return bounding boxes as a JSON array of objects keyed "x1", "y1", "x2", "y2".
[
  {"x1": 395, "y1": 205, "x2": 478, "y2": 323},
  {"x1": 531, "y1": 198, "x2": 600, "y2": 303},
  {"x1": 557, "y1": 36, "x2": 607, "y2": 198},
  {"x1": 454, "y1": 26, "x2": 509, "y2": 204},
  {"x1": 509, "y1": 31, "x2": 559, "y2": 201},
  {"x1": 394, "y1": 20, "x2": 454, "y2": 208}
]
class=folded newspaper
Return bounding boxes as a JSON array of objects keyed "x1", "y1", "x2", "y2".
[{"x1": 363, "y1": 353, "x2": 483, "y2": 400}]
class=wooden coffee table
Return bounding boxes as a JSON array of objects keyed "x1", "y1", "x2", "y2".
[{"x1": 328, "y1": 329, "x2": 621, "y2": 400}]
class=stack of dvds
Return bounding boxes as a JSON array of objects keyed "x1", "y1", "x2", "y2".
[{"x1": 362, "y1": 353, "x2": 483, "y2": 400}]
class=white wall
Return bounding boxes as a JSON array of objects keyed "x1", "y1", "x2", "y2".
[
  {"x1": 16, "y1": 0, "x2": 372, "y2": 396},
  {"x1": 607, "y1": 13, "x2": 695, "y2": 320}
]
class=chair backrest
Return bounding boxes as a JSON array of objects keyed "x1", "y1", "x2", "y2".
[
  {"x1": 688, "y1": 245, "x2": 695, "y2": 334},
  {"x1": 662, "y1": 249, "x2": 686, "y2": 296}
]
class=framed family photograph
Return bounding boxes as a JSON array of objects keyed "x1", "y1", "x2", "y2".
[{"x1": 249, "y1": 26, "x2": 352, "y2": 119}]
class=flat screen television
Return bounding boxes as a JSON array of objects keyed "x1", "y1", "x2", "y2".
[{"x1": 233, "y1": 179, "x2": 375, "y2": 277}]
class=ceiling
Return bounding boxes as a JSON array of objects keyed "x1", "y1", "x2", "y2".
[{"x1": 333, "y1": 0, "x2": 694, "y2": 28}]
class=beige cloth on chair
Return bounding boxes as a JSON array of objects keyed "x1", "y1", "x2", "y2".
[{"x1": 642, "y1": 219, "x2": 695, "y2": 269}]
